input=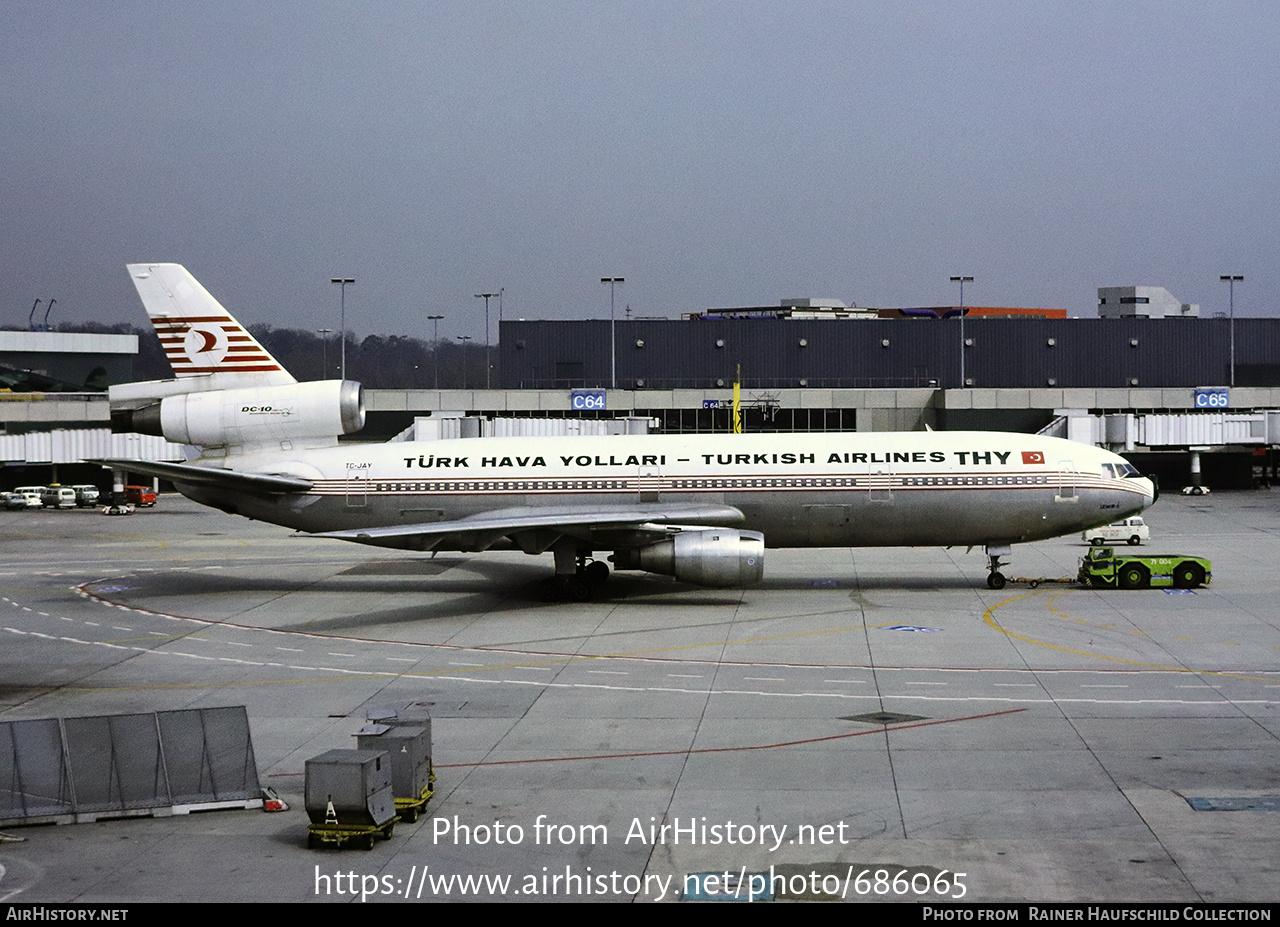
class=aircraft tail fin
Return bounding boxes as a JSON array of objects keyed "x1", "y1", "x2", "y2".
[{"x1": 126, "y1": 263, "x2": 295, "y2": 386}]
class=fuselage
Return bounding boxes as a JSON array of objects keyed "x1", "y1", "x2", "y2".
[
  {"x1": 112, "y1": 264, "x2": 1156, "y2": 590},
  {"x1": 182, "y1": 431, "x2": 1153, "y2": 550}
]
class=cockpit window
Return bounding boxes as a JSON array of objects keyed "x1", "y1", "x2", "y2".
[{"x1": 1104, "y1": 462, "x2": 1141, "y2": 478}]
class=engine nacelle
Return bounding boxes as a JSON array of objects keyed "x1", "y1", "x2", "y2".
[
  {"x1": 611, "y1": 528, "x2": 765, "y2": 587},
  {"x1": 128, "y1": 380, "x2": 364, "y2": 449}
]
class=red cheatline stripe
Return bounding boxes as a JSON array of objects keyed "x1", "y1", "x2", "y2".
[
  {"x1": 153, "y1": 325, "x2": 237, "y2": 334},
  {"x1": 167, "y1": 364, "x2": 284, "y2": 373},
  {"x1": 156, "y1": 328, "x2": 252, "y2": 337},
  {"x1": 167, "y1": 354, "x2": 276, "y2": 363},
  {"x1": 169, "y1": 360, "x2": 276, "y2": 368},
  {"x1": 159, "y1": 335, "x2": 259, "y2": 345},
  {"x1": 166, "y1": 348, "x2": 270, "y2": 357},
  {"x1": 150, "y1": 315, "x2": 234, "y2": 324}
]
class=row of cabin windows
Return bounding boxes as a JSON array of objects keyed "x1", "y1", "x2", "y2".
[
  {"x1": 370, "y1": 480, "x2": 628, "y2": 492},
  {"x1": 905, "y1": 475, "x2": 1049, "y2": 486},
  {"x1": 360, "y1": 474, "x2": 1051, "y2": 493}
]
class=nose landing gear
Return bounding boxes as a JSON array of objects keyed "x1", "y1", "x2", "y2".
[{"x1": 985, "y1": 544, "x2": 1012, "y2": 590}]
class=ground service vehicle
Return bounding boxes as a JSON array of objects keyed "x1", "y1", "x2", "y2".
[
  {"x1": 1082, "y1": 516, "x2": 1149, "y2": 546},
  {"x1": 40, "y1": 486, "x2": 78, "y2": 509},
  {"x1": 125, "y1": 485, "x2": 157, "y2": 506},
  {"x1": 71, "y1": 484, "x2": 101, "y2": 506},
  {"x1": 1078, "y1": 546, "x2": 1210, "y2": 589}
]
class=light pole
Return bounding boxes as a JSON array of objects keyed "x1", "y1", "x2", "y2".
[
  {"x1": 457, "y1": 335, "x2": 472, "y2": 389},
  {"x1": 950, "y1": 275, "x2": 973, "y2": 387},
  {"x1": 1220, "y1": 275, "x2": 1243, "y2": 387},
  {"x1": 475, "y1": 293, "x2": 497, "y2": 389},
  {"x1": 330, "y1": 278, "x2": 354, "y2": 380},
  {"x1": 317, "y1": 328, "x2": 333, "y2": 379},
  {"x1": 601, "y1": 277, "x2": 624, "y2": 389},
  {"x1": 427, "y1": 315, "x2": 444, "y2": 389}
]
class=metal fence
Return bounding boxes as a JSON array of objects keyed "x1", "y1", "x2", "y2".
[{"x1": 1, "y1": 706, "x2": 260, "y2": 825}]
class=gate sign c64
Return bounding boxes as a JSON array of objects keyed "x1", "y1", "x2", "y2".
[{"x1": 571, "y1": 389, "x2": 607, "y2": 411}]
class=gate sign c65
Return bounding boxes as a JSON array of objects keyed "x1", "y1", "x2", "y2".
[{"x1": 1194, "y1": 388, "x2": 1229, "y2": 409}]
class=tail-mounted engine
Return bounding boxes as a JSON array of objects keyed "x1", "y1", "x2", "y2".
[
  {"x1": 611, "y1": 528, "x2": 765, "y2": 587},
  {"x1": 118, "y1": 380, "x2": 364, "y2": 450}
]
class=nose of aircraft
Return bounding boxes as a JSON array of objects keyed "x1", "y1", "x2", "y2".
[{"x1": 1139, "y1": 473, "x2": 1159, "y2": 506}]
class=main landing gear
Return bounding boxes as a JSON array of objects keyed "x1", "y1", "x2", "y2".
[
  {"x1": 541, "y1": 542, "x2": 610, "y2": 601},
  {"x1": 985, "y1": 544, "x2": 1012, "y2": 590}
]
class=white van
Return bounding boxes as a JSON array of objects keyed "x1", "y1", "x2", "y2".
[
  {"x1": 1082, "y1": 516, "x2": 1149, "y2": 547},
  {"x1": 40, "y1": 486, "x2": 78, "y2": 509},
  {"x1": 71, "y1": 484, "x2": 101, "y2": 506}
]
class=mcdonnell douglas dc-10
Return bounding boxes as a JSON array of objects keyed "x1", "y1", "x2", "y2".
[{"x1": 98, "y1": 264, "x2": 1156, "y2": 599}]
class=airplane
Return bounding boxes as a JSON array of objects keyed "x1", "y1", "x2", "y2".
[{"x1": 96, "y1": 263, "x2": 1157, "y2": 599}]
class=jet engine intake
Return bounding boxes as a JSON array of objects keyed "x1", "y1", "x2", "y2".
[{"x1": 611, "y1": 528, "x2": 765, "y2": 587}]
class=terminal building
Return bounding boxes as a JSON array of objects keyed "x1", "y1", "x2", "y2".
[
  {"x1": 1, "y1": 330, "x2": 180, "y2": 488},
  {"x1": 3, "y1": 286, "x2": 1279, "y2": 491},
  {"x1": 1096, "y1": 286, "x2": 1199, "y2": 319}
]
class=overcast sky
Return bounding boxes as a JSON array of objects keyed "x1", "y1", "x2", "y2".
[{"x1": 3, "y1": 1, "x2": 1277, "y2": 342}]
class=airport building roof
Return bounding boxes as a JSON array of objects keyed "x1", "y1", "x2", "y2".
[
  {"x1": 0, "y1": 330, "x2": 138, "y2": 354},
  {"x1": 688, "y1": 301, "x2": 1066, "y2": 320},
  {"x1": 1097, "y1": 286, "x2": 1199, "y2": 319}
]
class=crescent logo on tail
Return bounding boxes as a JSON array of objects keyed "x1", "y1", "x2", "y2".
[
  {"x1": 1022, "y1": 450, "x2": 1045, "y2": 464},
  {"x1": 183, "y1": 324, "x2": 229, "y2": 365}
]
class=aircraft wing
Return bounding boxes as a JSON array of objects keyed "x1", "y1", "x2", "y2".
[
  {"x1": 88, "y1": 458, "x2": 314, "y2": 494},
  {"x1": 308, "y1": 502, "x2": 746, "y2": 550}
]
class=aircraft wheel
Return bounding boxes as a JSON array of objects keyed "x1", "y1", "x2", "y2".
[
  {"x1": 1128, "y1": 535, "x2": 1141, "y2": 546},
  {"x1": 987, "y1": 572, "x2": 1006, "y2": 590},
  {"x1": 567, "y1": 578, "x2": 592, "y2": 602},
  {"x1": 1174, "y1": 562, "x2": 1204, "y2": 589},
  {"x1": 584, "y1": 560, "x2": 610, "y2": 585},
  {"x1": 1119, "y1": 565, "x2": 1147, "y2": 589}
]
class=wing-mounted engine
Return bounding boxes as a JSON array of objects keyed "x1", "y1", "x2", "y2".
[
  {"x1": 610, "y1": 528, "x2": 765, "y2": 587},
  {"x1": 121, "y1": 380, "x2": 364, "y2": 451}
]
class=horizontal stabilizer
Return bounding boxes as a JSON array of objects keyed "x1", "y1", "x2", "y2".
[{"x1": 89, "y1": 458, "x2": 314, "y2": 494}]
